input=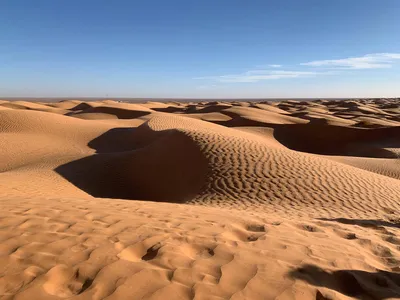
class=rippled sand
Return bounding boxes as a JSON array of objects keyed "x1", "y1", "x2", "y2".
[{"x1": 1, "y1": 98, "x2": 400, "y2": 299}]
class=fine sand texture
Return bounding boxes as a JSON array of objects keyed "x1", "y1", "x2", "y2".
[{"x1": 1, "y1": 98, "x2": 400, "y2": 299}]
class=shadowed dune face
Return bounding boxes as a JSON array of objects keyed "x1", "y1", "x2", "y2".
[
  {"x1": 272, "y1": 124, "x2": 400, "y2": 158},
  {"x1": 66, "y1": 106, "x2": 152, "y2": 119},
  {"x1": 2, "y1": 98, "x2": 399, "y2": 215},
  {"x1": 50, "y1": 109, "x2": 400, "y2": 218},
  {"x1": 56, "y1": 126, "x2": 208, "y2": 202},
  {"x1": 1, "y1": 98, "x2": 400, "y2": 299},
  {"x1": 87, "y1": 127, "x2": 142, "y2": 153},
  {"x1": 69, "y1": 102, "x2": 94, "y2": 111},
  {"x1": 317, "y1": 218, "x2": 400, "y2": 229},
  {"x1": 289, "y1": 264, "x2": 400, "y2": 299}
]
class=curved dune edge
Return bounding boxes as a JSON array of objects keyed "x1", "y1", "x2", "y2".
[
  {"x1": 0, "y1": 98, "x2": 400, "y2": 299},
  {"x1": 55, "y1": 123, "x2": 209, "y2": 202},
  {"x1": 1, "y1": 103, "x2": 400, "y2": 217},
  {"x1": 136, "y1": 115, "x2": 400, "y2": 218}
]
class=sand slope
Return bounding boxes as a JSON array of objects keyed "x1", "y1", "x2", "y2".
[{"x1": 1, "y1": 98, "x2": 400, "y2": 299}]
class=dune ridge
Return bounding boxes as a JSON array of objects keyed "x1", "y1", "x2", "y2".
[{"x1": 0, "y1": 98, "x2": 400, "y2": 299}]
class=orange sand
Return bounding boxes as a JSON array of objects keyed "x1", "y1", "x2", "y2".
[{"x1": 1, "y1": 98, "x2": 400, "y2": 299}]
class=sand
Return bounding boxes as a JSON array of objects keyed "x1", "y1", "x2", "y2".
[{"x1": 1, "y1": 98, "x2": 400, "y2": 299}]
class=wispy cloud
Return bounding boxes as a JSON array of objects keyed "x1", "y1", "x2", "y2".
[
  {"x1": 195, "y1": 53, "x2": 399, "y2": 84},
  {"x1": 196, "y1": 84, "x2": 218, "y2": 90},
  {"x1": 195, "y1": 70, "x2": 318, "y2": 83},
  {"x1": 301, "y1": 53, "x2": 400, "y2": 69}
]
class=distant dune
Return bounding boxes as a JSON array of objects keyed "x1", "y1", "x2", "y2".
[{"x1": 1, "y1": 98, "x2": 400, "y2": 299}]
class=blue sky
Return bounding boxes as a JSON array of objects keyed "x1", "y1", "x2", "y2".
[{"x1": 1, "y1": 0, "x2": 400, "y2": 98}]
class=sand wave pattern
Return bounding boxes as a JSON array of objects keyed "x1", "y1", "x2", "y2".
[{"x1": 1, "y1": 98, "x2": 400, "y2": 299}]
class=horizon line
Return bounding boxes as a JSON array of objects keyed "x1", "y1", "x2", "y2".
[{"x1": 2, "y1": 96, "x2": 399, "y2": 101}]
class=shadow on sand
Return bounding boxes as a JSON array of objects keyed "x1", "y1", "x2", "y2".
[
  {"x1": 272, "y1": 124, "x2": 400, "y2": 158},
  {"x1": 55, "y1": 126, "x2": 208, "y2": 202},
  {"x1": 289, "y1": 264, "x2": 400, "y2": 299},
  {"x1": 67, "y1": 106, "x2": 151, "y2": 119},
  {"x1": 317, "y1": 218, "x2": 400, "y2": 229}
]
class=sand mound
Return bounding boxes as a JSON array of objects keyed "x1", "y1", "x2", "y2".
[
  {"x1": 220, "y1": 106, "x2": 307, "y2": 126},
  {"x1": 48, "y1": 100, "x2": 87, "y2": 110},
  {"x1": 354, "y1": 116, "x2": 400, "y2": 128},
  {"x1": 250, "y1": 103, "x2": 291, "y2": 114},
  {"x1": 56, "y1": 122, "x2": 208, "y2": 202},
  {"x1": 0, "y1": 101, "x2": 51, "y2": 110},
  {"x1": 185, "y1": 112, "x2": 233, "y2": 122},
  {"x1": 1, "y1": 98, "x2": 400, "y2": 299},
  {"x1": 141, "y1": 115, "x2": 400, "y2": 218},
  {"x1": 290, "y1": 111, "x2": 357, "y2": 126},
  {"x1": 0, "y1": 109, "x2": 111, "y2": 139},
  {"x1": 327, "y1": 156, "x2": 400, "y2": 179},
  {"x1": 273, "y1": 124, "x2": 400, "y2": 158}
]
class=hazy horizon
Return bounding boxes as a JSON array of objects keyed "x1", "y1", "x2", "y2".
[{"x1": 2, "y1": 97, "x2": 399, "y2": 104}]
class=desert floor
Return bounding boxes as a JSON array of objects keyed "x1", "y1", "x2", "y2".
[{"x1": 1, "y1": 98, "x2": 400, "y2": 299}]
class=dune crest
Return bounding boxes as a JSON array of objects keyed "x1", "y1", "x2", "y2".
[{"x1": 1, "y1": 98, "x2": 400, "y2": 299}]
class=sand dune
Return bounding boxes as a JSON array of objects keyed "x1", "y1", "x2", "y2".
[{"x1": 0, "y1": 98, "x2": 400, "y2": 299}]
